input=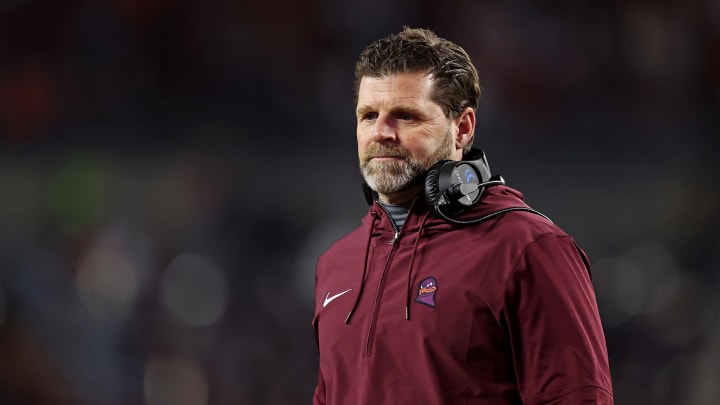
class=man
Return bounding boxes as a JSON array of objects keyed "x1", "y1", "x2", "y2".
[{"x1": 312, "y1": 27, "x2": 613, "y2": 404}]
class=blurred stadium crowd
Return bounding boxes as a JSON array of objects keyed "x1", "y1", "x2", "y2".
[{"x1": 1, "y1": 0, "x2": 719, "y2": 404}]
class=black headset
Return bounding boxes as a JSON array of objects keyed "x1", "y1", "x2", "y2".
[
  {"x1": 363, "y1": 148, "x2": 551, "y2": 225},
  {"x1": 424, "y1": 148, "x2": 506, "y2": 223}
]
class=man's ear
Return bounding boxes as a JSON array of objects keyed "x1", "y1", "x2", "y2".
[{"x1": 454, "y1": 107, "x2": 476, "y2": 150}]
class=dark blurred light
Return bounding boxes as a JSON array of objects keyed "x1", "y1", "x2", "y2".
[{"x1": 160, "y1": 253, "x2": 229, "y2": 328}]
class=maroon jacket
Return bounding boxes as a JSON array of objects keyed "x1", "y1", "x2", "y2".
[{"x1": 313, "y1": 185, "x2": 613, "y2": 404}]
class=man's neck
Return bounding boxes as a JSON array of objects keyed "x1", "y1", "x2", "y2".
[{"x1": 378, "y1": 185, "x2": 423, "y2": 205}]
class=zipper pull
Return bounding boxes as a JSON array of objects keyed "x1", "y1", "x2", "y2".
[{"x1": 389, "y1": 230, "x2": 399, "y2": 245}]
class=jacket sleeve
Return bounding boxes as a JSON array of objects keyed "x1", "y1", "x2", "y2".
[
  {"x1": 312, "y1": 262, "x2": 326, "y2": 405},
  {"x1": 311, "y1": 316, "x2": 326, "y2": 405},
  {"x1": 501, "y1": 233, "x2": 614, "y2": 405},
  {"x1": 312, "y1": 368, "x2": 326, "y2": 405}
]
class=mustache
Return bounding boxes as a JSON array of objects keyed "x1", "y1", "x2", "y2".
[{"x1": 362, "y1": 144, "x2": 410, "y2": 161}]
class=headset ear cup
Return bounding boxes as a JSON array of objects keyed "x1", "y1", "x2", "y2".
[
  {"x1": 423, "y1": 148, "x2": 503, "y2": 222},
  {"x1": 424, "y1": 160, "x2": 451, "y2": 213}
]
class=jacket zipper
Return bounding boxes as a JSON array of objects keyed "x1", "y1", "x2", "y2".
[{"x1": 364, "y1": 203, "x2": 403, "y2": 357}]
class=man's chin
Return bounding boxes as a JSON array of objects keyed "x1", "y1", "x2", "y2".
[
  {"x1": 364, "y1": 173, "x2": 425, "y2": 196},
  {"x1": 364, "y1": 159, "x2": 407, "y2": 173}
]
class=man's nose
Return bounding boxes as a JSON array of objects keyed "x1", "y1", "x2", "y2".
[{"x1": 371, "y1": 115, "x2": 397, "y2": 142}]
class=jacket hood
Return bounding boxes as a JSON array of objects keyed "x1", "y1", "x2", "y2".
[
  {"x1": 447, "y1": 184, "x2": 532, "y2": 222},
  {"x1": 361, "y1": 184, "x2": 533, "y2": 230}
]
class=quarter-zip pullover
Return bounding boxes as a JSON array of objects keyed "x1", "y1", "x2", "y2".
[{"x1": 312, "y1": 185, "x2": 613, "y2": 404}]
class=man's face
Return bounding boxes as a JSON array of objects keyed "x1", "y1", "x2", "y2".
[{"x1": 356, "y1": 72, "x2": 459, "y2": 204}]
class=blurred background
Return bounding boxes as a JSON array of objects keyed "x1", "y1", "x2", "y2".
[{"x1": 0, "y1": 0, "x2": 718, "y2": 404}]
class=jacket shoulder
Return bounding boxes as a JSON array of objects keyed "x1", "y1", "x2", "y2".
[
  {"x1": 471, "y1": 206, "x2": 569, "y2": 245},
  {"x1": 317, "y1": 217, "x2": 370, "y2": 269}
]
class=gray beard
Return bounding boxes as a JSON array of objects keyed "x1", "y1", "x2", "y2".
[
  {"x1": 361, "y1": 158, "x2": 424, "y2": 195},
  {"x1": 360, "y1": 130, "x2": 453, "y2": 195}
]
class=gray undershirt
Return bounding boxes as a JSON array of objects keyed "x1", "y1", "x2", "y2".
[{"x1": 377, "y1": 200, "x2": 411, "y2": 229}]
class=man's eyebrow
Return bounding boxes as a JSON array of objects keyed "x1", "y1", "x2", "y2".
[
  {"x1": 356, "y1": 105, "x2": 373, "y2": 116},
  {"x1": 390, "y1": 105, "x2": 424, "y2": 116},
  {"x1": 356, "y1": 104, "x2": 425, "y2": 117}
]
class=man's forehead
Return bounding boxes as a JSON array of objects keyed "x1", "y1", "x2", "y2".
[{"x1": 357, "y1": 72, "x2": 436, "y2": 103}]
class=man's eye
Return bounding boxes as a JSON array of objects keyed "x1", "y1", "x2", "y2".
[
  {"x1": 398, "y1": 113, "x2": 414, "y2": 121},
  {"x1": 361, "y1": 112, "x2": 378, "y2": 121}
]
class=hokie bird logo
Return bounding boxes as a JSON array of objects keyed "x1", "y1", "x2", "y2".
[{"x1": 415, "y1": 277, "x2": 438, "y2": 308}]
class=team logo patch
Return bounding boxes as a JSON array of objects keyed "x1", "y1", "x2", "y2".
[{"x1": 415, "y1": 277, "x2": 438, "y2": 308}]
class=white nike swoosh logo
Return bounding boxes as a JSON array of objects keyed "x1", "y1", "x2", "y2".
[{"x1": 323, "y1": 289, "x2": 352, "y2": 308}]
